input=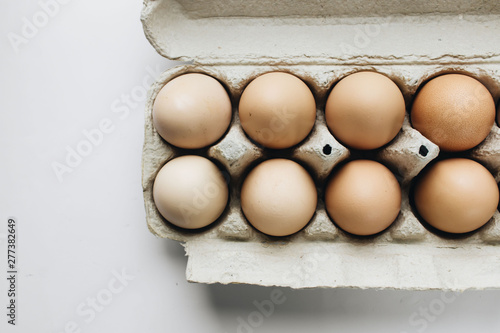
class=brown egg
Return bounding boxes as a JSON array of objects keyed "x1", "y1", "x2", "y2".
[
  {"x1": 325, "y1": 71, "x2": 406, "y2": 150},
  {"x1": 325, "y1": 160, "x2": 401, "y2": 236},
  {"x1": 239, "y1": 72, "x2": 316, "y2": 149},
  {"x1": 153, "y1": 73, "x2": 232, "y2": 149},
  {"x1": 413, "y1": 158, "x2": 499, "y2": 234},
  {"x1": 411, "y1": 74, "x2": 495, "y2": 152},
  {"x1": 153, "y1": 155, "x2": 228, "y2": 230},
  {"x1": 241, "y1": 159, "x2": 317, "y2": 236}
]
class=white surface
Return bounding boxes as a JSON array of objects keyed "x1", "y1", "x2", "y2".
[{"x1": 1, "y1": 1, "x2": 500, "y2": 333}]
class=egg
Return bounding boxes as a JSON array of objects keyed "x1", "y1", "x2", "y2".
[
  {"x1": 241, "y1": 159, "x2": 317, "y2": 237},
  {"x1": 153, "y1": 73, "x2": 232, "y2": 149},
  {"x1": 325, "y1": 160, "x2": 401, "y2": 236},
  {"x1": 413, "y1": 158, "x2": 499, "y2": 234},
  {"x1": 153, "y1": 155, "x2": 229, "y2": 230},
  {"x1": 411, "y1": 74, "x2": 495, "y2": 152},
  {"x1": 325, "y1": 71, "x2": 406, "y2": 150},
  {"x1": 239, "y1": 72, "x2": 316, "y2": 149}
]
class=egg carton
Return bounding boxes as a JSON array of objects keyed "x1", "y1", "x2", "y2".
[{"x1": 141, "y1": 0, "x2": 500, "y2": 290}]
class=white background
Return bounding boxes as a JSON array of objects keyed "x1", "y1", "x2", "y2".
[{"x1": 1, "y1": 1, "x2": 500, "y2": 333}]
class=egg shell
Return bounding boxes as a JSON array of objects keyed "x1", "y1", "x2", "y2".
[
  {"x1": 152, "y1": 73, "x2": 232, "y2": 149},
  {"x1": 413, "y1": 158, "x2": 499, "y2": 234},
  {"x1": 153, "y1": 155, "x2": 229, "y2": 230},
  {"x1": 411, "y1": 74, "x2": 496, "y2": 152},
  {"x1": 240, "y1": 159, "x2": 317, "y2": 237},
  {"x1": 325, "y1": 71, "x2": 406, "y2": 150},
  {"x1": 325, "y1": 160, "x2": 402, "y2": 236},
  {"x1": 239, "y1": 72, "x2": 316, "y2": 149}
]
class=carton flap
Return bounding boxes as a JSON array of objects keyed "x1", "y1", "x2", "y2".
[{"x1": 142, "y1": 0, "x2": 500, "y2": 65}]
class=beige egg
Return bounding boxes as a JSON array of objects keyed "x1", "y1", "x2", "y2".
[
  {"x1": 325, "y1": 71, "x2": 406, "y2": 150},
  {"x1": 241, "y1": 159, "x2": 317, "y2": 237},
  {"x1": 325, "y1": 160, "x2": 401, "y2": 236},
  {"x1": 153, "y1": 155, "x2": 228, "y2": 230},
  {"x1": 153, "y1": 73, "x2": 232, "y2": 149},
  {"x1": 239, "y1": 72, "x2": 316, "y2": 149},
  {"x1": 411, "y1": 74, "x2": 495, "y2": 152},
  {"x1": 414, "y1": 158, "x2": 499, "y2": 234}
]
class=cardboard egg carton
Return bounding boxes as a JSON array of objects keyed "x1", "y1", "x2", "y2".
[{"x1": 141, "y1": 0, "x2": 500, "y2": 290}]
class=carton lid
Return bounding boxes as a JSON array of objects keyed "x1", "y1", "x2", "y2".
[{"x1": 141, "y1": 0, "x2": 500, "y2": 65}]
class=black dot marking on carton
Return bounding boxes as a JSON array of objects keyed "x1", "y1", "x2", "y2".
[
  {"x1": 419, "y1": 145, "x2": 428, "y2": 157},
  {"x1": 323, "y1": 144, "x2": 332, "y2": 155}
]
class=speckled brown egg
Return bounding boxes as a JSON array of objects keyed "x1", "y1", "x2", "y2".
[{"x1": 411, "y1": 74, "x2": 495, "y2": 152}]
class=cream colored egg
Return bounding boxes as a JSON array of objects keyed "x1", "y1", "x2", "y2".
[
  {"x1": 325, "y1": 160, "x2": 401, "y2": 236},
  {"x1": 325, "y1": 71, "x2": 406, "y2": 150},
  {"x1": 414, "y1": 158, "x2": 499, "y2": 234},
  {"x1": 241, "y1": 159, "x2": 317, "y2": 237},
  {"x1": 153, "y1": 155, "x2": 229, "y2": 230},
  {"x1": 239, "y1": 72, "x2": 316, "y2": 149},
  {"x1": 153, "y1": 73, "x2": 232, "y2": 149}
]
